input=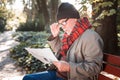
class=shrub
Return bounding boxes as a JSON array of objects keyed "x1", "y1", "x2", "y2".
[
  {"x1": 17, "y1": 20, "x2": 44, "y2": 31},
  {"x1": 0, "y1": 17, "x2": 6, "y2": 32},
  {"x1": 10, "y1": 31, "x2": 50, "y2": 73}
]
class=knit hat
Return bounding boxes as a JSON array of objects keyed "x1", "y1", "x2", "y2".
[{"x1": 57, "y1": 3, "x2": 80, "y2": 21}]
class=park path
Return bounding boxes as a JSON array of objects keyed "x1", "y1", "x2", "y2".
[{"x1": 0, "y1": 31, "x2": 25, "y2": 80}]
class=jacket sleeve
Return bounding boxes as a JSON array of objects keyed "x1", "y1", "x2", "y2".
[
  {"x1": 69, "y1": 31, "x2": 104, "y2": 78},
  {"x1": 47, "y1": 35, "x2": 62, "y2": 53}
]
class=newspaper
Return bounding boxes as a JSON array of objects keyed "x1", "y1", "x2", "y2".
[{"x1": 25, "y1": 48, "x2": 58, "y2": 64}]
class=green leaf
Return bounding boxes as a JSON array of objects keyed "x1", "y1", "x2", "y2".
[
  {"x1": 100, "y1": 1, "x2": 113, "y2": 8},
  {"x1": 82, "y1": 5, "x2": 87, "y2": 11},
  {"x1": 96, "y1": 10, "x2": 108, "y2": 20},
  {"x1": 107, "y1": 9, "x2": 116, "y2": 16},
  {"x1": 92, "y1": 22, "x2": 101, "y2": 27},
  {"x1": 79, "y1": 0, "x2": 87, "y2": 4}
]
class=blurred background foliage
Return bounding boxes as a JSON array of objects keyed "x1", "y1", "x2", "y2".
[
  {"x1": 10, "y1": 31, "x2": 50, "y2": 73},
  {"x1": 0, "y1": 0, "x2": 120, "y2": 73}
]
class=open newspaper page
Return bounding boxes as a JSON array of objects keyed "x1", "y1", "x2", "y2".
[{"x1": 25, "y1": 48, "x2": 58, "y2": 64}]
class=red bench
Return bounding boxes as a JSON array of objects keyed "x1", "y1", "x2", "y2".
[{"x1": 98, "y1": 53, "x2": 120, "y2": 80}]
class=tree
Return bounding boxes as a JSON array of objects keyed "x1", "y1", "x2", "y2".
[
  {"x1": 92, "y1": 0, "x2": 118, "y2": 54},
  {"x1": 0, "y1": 0, "x2": 8, "y2": 32},
  {"x1": 49, "y1": 0, "x2": 60, "y2": 24},
  {"x1": 22, "y1": 0, "x2": 60, "y2": 31},
  {"x1": 36, "y1": 0, "x2": 49, "y2": 24},
  {"x1": 77, "y1": 0, "x2": 119, "y2": 54},
  {"x1": 35, "y1": 0, "x2": 60, "y2": 29}
]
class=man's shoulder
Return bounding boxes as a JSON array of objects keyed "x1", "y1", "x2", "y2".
[
  {"x1": 83, "y1": 29, "x2": 100, "y2": 37},
  {"x1": 80, "y1": 29, "x2": 102, "y2": 41}
]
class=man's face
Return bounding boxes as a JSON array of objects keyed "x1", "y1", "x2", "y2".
[{"x1": 58, "y1": 18, "x2": 76, "y2": 35}]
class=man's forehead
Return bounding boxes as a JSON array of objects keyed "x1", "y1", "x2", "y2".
[{"x1": 58, "y1": 18, "x2": 67, "y2": 23}]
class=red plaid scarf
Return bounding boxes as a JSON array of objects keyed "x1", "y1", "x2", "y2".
[{"x1": 59, "y1": 17, "x2": 91, "y2": 59}]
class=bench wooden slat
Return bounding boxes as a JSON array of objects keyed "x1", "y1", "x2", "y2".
[
  {"x1": 98, "y1": 53, "x2": 120, "y2": 80},
  {"x1": 103, "y1": 63, "x2": 120, "y2": 77},
  {"x1": 104, "y1": 53, "x2": 120, "y2": 66},
  {"x1": 98, "y1": 74, "x2": 112, "y2": 80}
]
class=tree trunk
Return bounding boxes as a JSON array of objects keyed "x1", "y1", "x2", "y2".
[
  {"x1": 35, "y1": 0, "x2": 50, "y2": 31},
  {"x1": 92, "y1": 0, "x2": 118, "y2": 54},
  {"x1": 49, "y1": 0, "x2": 60, "y2": 23},
  {"x1": 41, "y1": 0, "x2": 50, "y2": 23}
]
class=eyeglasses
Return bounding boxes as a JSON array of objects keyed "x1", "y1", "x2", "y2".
[{"x1": 57, "y1": 18, "x2": 68, "y2": 28}]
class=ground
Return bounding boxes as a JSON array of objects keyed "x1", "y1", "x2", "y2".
[{"x1": 0, "y1": 31, "x2": 25, "y2": 80}]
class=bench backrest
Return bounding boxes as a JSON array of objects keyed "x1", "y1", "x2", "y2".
[{"x1": 98, "y1": 53, "x2": 120, "y2": 80}]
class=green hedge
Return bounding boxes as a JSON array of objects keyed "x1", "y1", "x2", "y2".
[
  {"x1": 0, "y1": 17, "x2": 6, "y2": 32},
  {"x1": 10, "y1": 31, "x2": 50, "y2": 73},
  {"x1": 17, "y1": 20, "x2": 44, "y2": 31}
]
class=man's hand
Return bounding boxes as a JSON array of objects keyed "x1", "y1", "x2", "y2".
[
  {"x1": 52, "y1": 61, "x2": 70, "y2": 72},
  {"x1": 50, "y1": 23, "x2": 60, "y2": 37}
]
